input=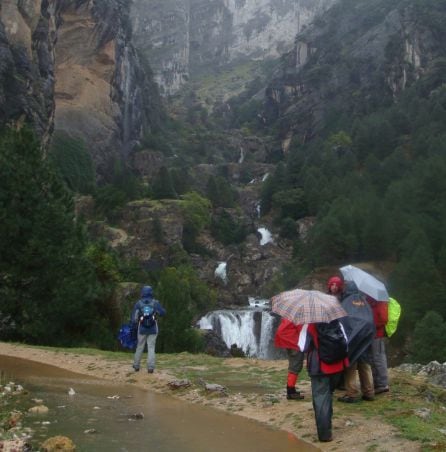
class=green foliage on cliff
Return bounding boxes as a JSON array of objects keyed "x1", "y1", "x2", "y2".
[
  {"x1": 210, "y1": 210, "x2": 248, "y2": 245},
  {"x1": 94, "y1": 159, "x2": 148, "y2": 221},
  {"x1": 49, "y1": 131, "x2": 96, "y2": 194},
  {"x1": 152, "y1": 166, "x2": 178, "y2": 199},
  {"x1": 206, "y1": 175, "x2": 235, "y2": 208},
  {"x1": 180, "y1": 192, "x2": 212, "y2": 253}
]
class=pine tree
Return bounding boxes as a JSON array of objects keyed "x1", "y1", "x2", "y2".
[
  {"x1": 155, "y1": 267, "x2": 204, "y2": 353},
  {"x1": 152, "y1": 166, "x2": 177, "y2": 199},
  {"x1": 390, "y1": 228, "x2": 446, "y2": 326},
  {"x1": 408, "y1": 311, "x2": 446, "y2": 364},
  {"x1": 0, "y1": 128, "x2": 112, "y2": 346}
]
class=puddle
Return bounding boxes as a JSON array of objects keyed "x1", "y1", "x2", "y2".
[{"x1": 0, "y1": 355, "x2": 319, "y2": 451}]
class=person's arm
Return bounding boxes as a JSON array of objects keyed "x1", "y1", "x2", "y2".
[
  {"x1": 155, "y1": 301, "x2": 166, "y2": 317},
  {"x1": 131, "y1": 302, "x2": 141, "y2": 324}
]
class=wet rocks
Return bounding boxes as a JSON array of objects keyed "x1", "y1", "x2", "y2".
[
  {"x1": 203, "y1": 383, "x2": 227, "y2": 395},
  {"x1": 28, "y1": 405, "x2": 49, "y2": 414},
  {"x1": 3, "y1": 410, "x2": 23, "y2": 429},
  {"x1": 40, "y1": 435, "x2": 76, "y2": 452},
  {"x1": 0, "y1": 438, "x2": 31, "y2": 452},
  {"x1": 167, "y1": 379, "x2": 192, "y2": 390},
  {"x1": 200, "y1": 330, "x2": 231, "y2": 357}
]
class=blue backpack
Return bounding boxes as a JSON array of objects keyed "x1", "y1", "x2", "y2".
[
  {"x1": 118, "y1": 323, "x2": 137, "y2": 350},
  {"x1": 140, "y1": 303, "x2": 156, "y2": 328}
]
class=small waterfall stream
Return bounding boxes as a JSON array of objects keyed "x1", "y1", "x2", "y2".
[
  {"x1": 198, "y1": 298, "x2": 282, "y2": 359},
  {"x1": 257, "y1": 227, "x2": 273, "y2": 245}
]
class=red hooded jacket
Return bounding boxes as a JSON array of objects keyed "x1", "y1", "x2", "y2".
[
  {"x1": 366, "y1": 296, "x2": 388, "y2": 338},
  {"x1": 275, "y1": 319, "x2": 348, "y2": 375},
  {"x1": 274, "y1": 319, "x2": 302, "y2": 350}
]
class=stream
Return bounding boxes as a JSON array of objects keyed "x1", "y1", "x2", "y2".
[{"x1": 0, "y1": 355, "x2": 319, "y2": 451}]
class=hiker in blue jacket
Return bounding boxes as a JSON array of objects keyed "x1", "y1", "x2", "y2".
[{"x1": 131, "y1": 285, "x2": 166, "y2": 373}]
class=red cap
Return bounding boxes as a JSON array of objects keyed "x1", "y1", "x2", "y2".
[{"x1": 327, "y1": 276, "x2": 343, "y2": 291}]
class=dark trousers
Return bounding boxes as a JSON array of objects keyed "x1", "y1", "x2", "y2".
[{"x1": 310, "y1": 373, "x2": 342, "y2": 441}]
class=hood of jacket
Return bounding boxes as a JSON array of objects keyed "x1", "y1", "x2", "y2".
[{"x1": 140, "y1": 285, "x2": 153, "y2": 300}]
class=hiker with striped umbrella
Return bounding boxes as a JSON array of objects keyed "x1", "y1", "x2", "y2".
[{"x1": 271, "y1": 288, "x2": 348, "y2": 443}]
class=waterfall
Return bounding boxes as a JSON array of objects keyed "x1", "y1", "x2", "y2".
[
  {"x1": 198, "y1": 299, "x2": 281, "y2": 359},
  {"x1": 238, "y1": 146, "x2": 245, "y2": 163},
  {"x1": 214, "y1": 262, "x2": 227, "y2": 284},
  {"x1": 255, "y1": 202, "x2": 261, "y2": 218},
  {"x1": 258, "y1": 227, "x2": 273, "y2": 245}
]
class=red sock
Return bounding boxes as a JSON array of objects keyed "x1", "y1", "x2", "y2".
[{"x1": 287, "y1": 372, "x2": 298, "y2": 388}]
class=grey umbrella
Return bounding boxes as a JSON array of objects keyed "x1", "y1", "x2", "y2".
[{"x1": 340, "y1": 264, "x2": 389, "y2": 301}]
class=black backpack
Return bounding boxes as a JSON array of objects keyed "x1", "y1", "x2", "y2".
[
  {"x1": 316, "y1": 320, "x2": 348, "y2": 364},
  {"x1": 140, "y1": 303, "x2": 156, "y2": 328}
]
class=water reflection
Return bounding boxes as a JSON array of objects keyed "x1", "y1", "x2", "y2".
[{"x1": 0, "y1": 355, "x2": 319, "y2": 451}]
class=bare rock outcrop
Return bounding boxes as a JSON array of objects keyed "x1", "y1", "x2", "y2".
[{"x1": 0, "y1": 0, "x2": 57, "y2": 145}]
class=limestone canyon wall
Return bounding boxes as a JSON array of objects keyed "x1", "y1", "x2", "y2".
[{"x1": 130, "y1": 0, "x2": 336, "y2": 95}]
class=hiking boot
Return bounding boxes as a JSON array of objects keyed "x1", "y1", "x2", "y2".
[
  {"x1": 133, "y1": 366, "x2": 140, "y2": 372},
  {"x1": 362, "y1": 395, "x2": 375, "y2": 401},
  {"x1": 374, "y1": 387, "x2": 389, "y2": 395},
  {"x1": 337, "y1": 395, "x2": 359, "y2": 403},
  {"x1": 286, "y1": 391, "x2": 304, "y2": 400},
  {"x1": 147, "y1": 368, "x2": 154, "y2": 374},
  {"x1": 286, "y1": 387, "x2": 304, "y2": 400}
]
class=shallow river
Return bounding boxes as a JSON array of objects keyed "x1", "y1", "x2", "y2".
[{"x1": 0, "y1": 355, "x2": 319, "y2": 451}]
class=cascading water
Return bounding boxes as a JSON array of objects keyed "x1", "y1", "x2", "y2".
[
  {"x1": 256, "y1": 202, "x2": 261, "y2": 218},
  {"x1": 198, "y1": 298, "x2": 282, "y2": 359},
  {"x1": 214, "y1": 262, "x2": 228, "y2": 284},
  {"x1": 258, "y1": 227, "x2": 273, "y2": 245},
  {"x1": 238, "y1": 146, "x2": 245, "y2": 163}
]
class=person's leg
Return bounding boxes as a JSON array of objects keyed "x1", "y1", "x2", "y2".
[
  {"x1": 338, "y1": 364, "x2": 360, "y2": 402},
  {"x1": 286, "y1": 349, "x2": 304, "y2": 399},
  {"x1": 133, "y1": 332, "x2": 147, "y2": 370},
  {"x1": 311, "y1": 375, "x2": 334, "y2": 442},
  {"x1": 146, "y1": 334, "x2": 158, "y2": 372},
  {"x1": 371, "y1": 338, "x2": 389, "y2": 392},
  {"x1": 358, "y1": 362, "x2": 374, "y2": 400}
]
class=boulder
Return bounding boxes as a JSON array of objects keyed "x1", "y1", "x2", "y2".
[
  {"x1": 41, "y1": 435, "x2": 76, "y2": 451},
  {"x1": 28, "y1": 405, "x2": 49, "y2": 414}
]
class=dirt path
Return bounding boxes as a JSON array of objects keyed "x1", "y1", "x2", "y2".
[{"x1": 0, "y1": 343, "x2": 422, "y2": 451}]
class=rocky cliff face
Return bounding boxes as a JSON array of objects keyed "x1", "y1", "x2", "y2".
[
  {"x1": 0, "y1": 0, "x2": 58, "y2": 146},
  {"x1": 54, "y1": 0, "x2": 162, "y2": 176},
  {"x1": 130, "y1": 0, "x2": 336, "y2": 95},
  {"x1": 262, "y1": 0, "x2": 443, "y2": 146},
  {"x1": 97, "y1": 196, "x2": 292, "y2": 307},
  {"x1": 0, "y1": 0, "x2": 162, "y2": 177}
]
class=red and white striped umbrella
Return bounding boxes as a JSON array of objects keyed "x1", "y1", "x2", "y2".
[{"x1": 271, "y1": 288, "x2": 347, "y2": 325}]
